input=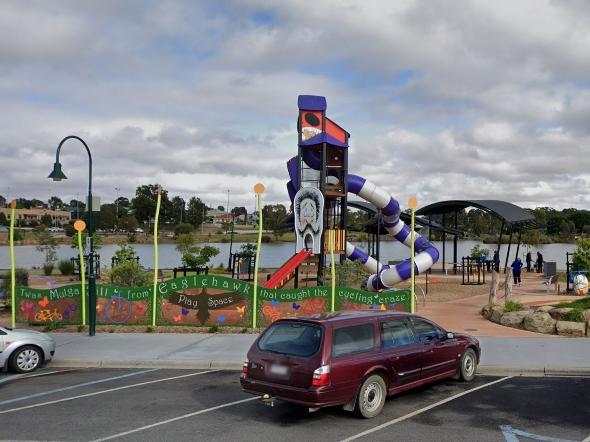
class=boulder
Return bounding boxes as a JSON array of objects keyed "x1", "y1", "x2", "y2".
[
  {"x1": 535, "y1": 305, "x2": 555, "y2": 313},
  {"x1": 489, "y1": 306, "x2": 505, "y2": 324},
  {"x1": 500, "y1": 311, "x2": 531, "y2": 329},
  {"x1": 582, "y1": 309, "x2": 590, "y2": 323},
  {"x1": 481, "y1": 304, "x2": 494, "y2": 319},
  {"x1": 549, "y1": 307, "x2": 574, "y2": 320},
  {"x1": 523, "y1": 312, "x2": 556, "y2": 334},
  {"x1": 556, "y1": 321, "x2": 586, "y2": 337}
]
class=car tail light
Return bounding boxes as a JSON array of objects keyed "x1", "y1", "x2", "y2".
[
  {"x1": 242, "y1": 361, "x2": 249, "y2": 378},
  {"x1": 312, "y1": 365, "x2": 331, "y2": 387}
]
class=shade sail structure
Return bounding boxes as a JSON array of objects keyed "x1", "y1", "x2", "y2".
[{"x1": 416, "y1": 200, "x2": 536, "y2": 228}]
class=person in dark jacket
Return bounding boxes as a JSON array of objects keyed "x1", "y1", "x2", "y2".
[
  {"x1": 536, "y1": 251, "x2": 543, "y2": 273},
  {"x1": 526, "y1": 251, "x2": 532, "y2": 272},
  {"x1": 511, "y1": 258, "x2": 523, "y2": 286},
  {"x1": 493, "y1": 250, "x2": 500, "y2": 272}
]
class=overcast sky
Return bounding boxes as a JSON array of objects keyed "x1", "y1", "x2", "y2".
[{"x1": 1, "y1": 0, "x2": 589, "y2": 212}]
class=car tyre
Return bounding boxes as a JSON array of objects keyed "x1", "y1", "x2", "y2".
[
  {"x1": 357, "y1": 374, "x2": 386, "y2": 418},
  {"x1": 459, "y1": 348, "x2": 477, "y2": 382},
  {"x1": 9, "y1": 345, "x2": 43, "y2": 373}
]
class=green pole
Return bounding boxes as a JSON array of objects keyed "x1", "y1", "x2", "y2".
[
  {"x1": 77, "y1": 225, "x2": 87, "y2": 326},
  {"x1": 152, "y1": 186, "x2": 162, "y2": 327},
  {"x1": 409, "y1": 197, "x2": 417, "y2": 314},
  {"x1": 252, "y1": 183, "x2": 265, "y2": 329},
  {"x1": 330, "y1": 229, "x2": 336, "y2": 312},
  {"x1": 9, "y1": 201, "x2": 16, "y2": 329}
]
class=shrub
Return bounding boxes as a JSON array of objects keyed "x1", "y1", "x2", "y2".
[
  {"x1": 58, "y1": 259, "x2": 75, "y2": 276},
  {"x1": 208, "y1": 324, "x2": 219, "y2": 333},
  {"x1": 113, "y1": 243, "x2": 136, "y2": 263},
  {"x1": 470, "y1": 244, "x2": 490, "y2": 260},
  {"x1": 64, "y1": 223, "x2": 76, "y2": 237},
  {"x1": 174, "y1": 223, "x2": 194, "y2": 237},
  {"x1": 504, "y1": 301, "x2": 526, "y2": 312},
  {"x1": 43, "y1": 263, "x2": 54, "y2": 276},
  {"x1": 109, "y1": 260, "x2": 150, "y2": 287},
  {"x1": 572, "y1": 237, "x2": 590, "y2": 273}
]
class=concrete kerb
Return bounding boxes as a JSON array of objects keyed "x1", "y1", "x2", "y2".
[
  {"x1": 478, "y1": 366, "x2": 590, "y2": 377},
  {"x1": 50, "y1": 359, "x2": 243, "y2": 370}
]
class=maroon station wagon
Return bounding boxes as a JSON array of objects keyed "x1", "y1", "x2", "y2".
[{"x1": 240, "y1": 311, "x2": 480, "y2": 418}]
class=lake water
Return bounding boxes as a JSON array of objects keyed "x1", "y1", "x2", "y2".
[{"x1": 0, "y1": 240, "x2": 575, "y2": 270}]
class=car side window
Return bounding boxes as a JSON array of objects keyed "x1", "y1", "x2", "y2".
[
  {"x1": 411, "y1": 318, "x2": 444, "y2": 343},
  {"x1": 332, "y1": 324, "x2": 375, "y2": 357},
  {"x1": 381, "y1": 319, "x2": 415, "y2": 348}
]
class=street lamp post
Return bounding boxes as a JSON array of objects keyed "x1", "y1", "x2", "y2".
[
  {"x1": 48, "y1": 135, "x2": 97, "y2": 336},
  {"x1": 114, "y1": 187, "x2": 120, "y2": 231}
]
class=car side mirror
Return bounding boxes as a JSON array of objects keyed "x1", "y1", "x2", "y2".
[{"x1": 446, "y1": 332, "x2": 454, "y2": 340}]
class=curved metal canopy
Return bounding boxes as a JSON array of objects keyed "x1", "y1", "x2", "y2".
[{"x1": 416, "y1": 200, "x2": 536, "y2": 228}]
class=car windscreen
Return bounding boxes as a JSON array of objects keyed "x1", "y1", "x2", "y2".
[{"x1": 258, "y1": 322, "x2": 322, "y2": 357}]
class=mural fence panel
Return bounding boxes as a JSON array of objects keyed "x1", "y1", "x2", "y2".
[{"x1": 15, "y1": 275, "x2": 411, "y2": 327}]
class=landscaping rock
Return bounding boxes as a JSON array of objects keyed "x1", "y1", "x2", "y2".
[
  {"x1": 549, "y1": 308, "x2": 574, "y2": 320},
  {"x1": 523, "y1": 312, "x2": 556, "y2": 334},
  {"x1": 489, "y1": 306, "x2": 505, "y2": 324},
  {"x1": 535, "y1": 305, "x2": 555, "y2": 313},
  {"x1": 481, "y1": 304, "x2": 493, "y2": 319},
  {"x1": 556, "y1": 321, "x2": 586, "y2": 337},
  {"x1": 500, "y1": 311, "x2": 531, "y2": 329},
  {"x1": 582, "y1": 309, "x2": 590, "y2": 323}
]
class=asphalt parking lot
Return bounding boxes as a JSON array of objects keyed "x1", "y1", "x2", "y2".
[{"x1": 0, "y1": 368, "x2": 588, "y2": 442}]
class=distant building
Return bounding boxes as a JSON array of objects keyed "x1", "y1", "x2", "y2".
[
  {"x1": 0, "y1": 226, "x2": 7, "y2": 241},
  {"x1": 0, "y1": 208, "x2": 71, "y2": 226},
  {"x1": 207, "y1": 209, "x2": 233, "y2": 225}
]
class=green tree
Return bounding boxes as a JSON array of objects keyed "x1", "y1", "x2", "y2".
[
  {"x1": 0, "y1": 194, "x2": 6, "y2": 207},
  {"x1": 70, "y1": 232, "x2": 103, "y2": 250},
  {"x1": 572, "y1": 237, "x2": 590, "y2": 273},
  {"x1": 97, "y1": 204, "x2": 117, "y2": 230},
  {"x1": 113, "y1": 243, "x2": 136, "y2": 262},
  {"x1": 0, "y1": 212, "x2": 8, "y2": 226},
  {"x1": 262, "y1": 204, "x2": 288, "y2": 239},
  {"x1": 40, "y1": 214, "x2": 53, "y2": 227},
  {"x1": 185, "y1": 197, "x2": 206, "y2": 227},
  {"x1": 174, "y1": 223, "x2": 194, "y2": 237},
  {"x1": 170, "y1": 196, "x2": 186, "y2": 225},
  {"x1": 109, "y1": 261, "x2": 149, "y2": 287},
  {"x1": 175, "y1": 233, "x2": 219, "y2": 267},
  {"x1": 48, "y1": 196, "x2": 64, "y2": 210},
  {"x1": 119, "y1": 215, "x2": 139, "y2": 232},
  {"x1": 131, "y1": 184, "x2": 170, "y2": 223}
]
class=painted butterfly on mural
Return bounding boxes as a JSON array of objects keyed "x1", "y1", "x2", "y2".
[
  {"x1": 217, "y1": 316, "x2": 225, "y2": 323},
  {"x1": 271, "y1": 300, "x2": 280, "y2": 306},
  {"x1": 389, "y1": 303, "x2": 397, "y2": 309},
  {"x1": 181, "y1": 308, "x2": 189, "y2": 316},
  {"x1": 236, "y1": 306, "x2": 246, "y2": 315},
  {"x1": 173, "y1": 314, "x2": 182, "y2": 322},
  {"x1": 135, "y1": 304, "x2": 145, "y2": 313},
  {"x1": 292, "y1": 303, "x2": 301, "y2": 311},
  {"x1": 38, "y1": 296, "x2": 49, "y2": 308}
]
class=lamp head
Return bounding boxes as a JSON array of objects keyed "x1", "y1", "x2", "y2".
[{"x1": 48, "y1": 162, "x2": 67, "y2": 181}]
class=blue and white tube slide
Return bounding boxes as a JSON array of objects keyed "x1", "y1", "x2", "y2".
[{"x1": 290, "y1": 150, "x2": 439, "y2": 291}]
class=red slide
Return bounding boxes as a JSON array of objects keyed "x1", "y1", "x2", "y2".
[{"x1": 264, "y1": 250, "x2": 313, "y2": 289}]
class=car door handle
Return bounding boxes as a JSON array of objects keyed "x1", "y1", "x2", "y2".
[{"x1": 389, "y1": 356, "x2": 400, "y2": 361}]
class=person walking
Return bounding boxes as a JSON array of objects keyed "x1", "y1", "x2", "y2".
[
  {"x1": 511, "y1": 257, "x2": 523, "y2": 286},
  {"x1": 536, "y1": 251, "x2": 543, "y2": 273},
  {"x1": 526, "y1": 251, "x2": 532, "y2": 272},
  {"x1": 493, "y1": 250, "x2": 500, "y2": 272}
]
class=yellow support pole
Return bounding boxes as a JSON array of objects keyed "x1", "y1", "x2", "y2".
[
  {"x1": 253, "y1": 183, "x2": 265, "y2": 329},
  {"x1": 152, "y1": 186, "x2": 162, "y2": 327},
  {"x1": 74, "y1": 220, "x2": 87, "y2": 326},
  {"x1": 329, "y1": 230, "x2": 336, "y2": 312},
  {"x1": 9, "y1": 200, "x2": 16, "y2": 328},
  {"x1": 408, "y1": 197, "x2": 418, "y2": 314}
]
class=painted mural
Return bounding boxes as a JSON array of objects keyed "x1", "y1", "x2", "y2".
[{"x1": 15, "y1": 275, "x2": 411, "y2": 327}]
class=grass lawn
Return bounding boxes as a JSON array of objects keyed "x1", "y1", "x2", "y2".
[{"x1": 556, "y1": 296, "x2": 590, "y2": 322}]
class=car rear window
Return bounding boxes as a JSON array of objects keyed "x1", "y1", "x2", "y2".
[
  {"x1": 258, "y1": 322, "x2": 322, "y2": 357},
  {"x1": 332, "y1": 323, "x2": 375, "y2": 357}
]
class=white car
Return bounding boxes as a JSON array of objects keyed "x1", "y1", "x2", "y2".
[{"x1": 0, "y1": 326, "x2": 56, "y2": 373}]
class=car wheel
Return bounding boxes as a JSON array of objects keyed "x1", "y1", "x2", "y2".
[
  {"x1": 459, "y1": 348, "x2": 477, "y2": 382},
  {"x1": 357, "y1": 374, "x2": 387, "y2": 418},
  {"x1": 9, "y1": 345, "x2": 43, "y2": 373}
]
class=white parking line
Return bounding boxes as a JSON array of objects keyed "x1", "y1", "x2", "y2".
[
  {"x1": 0, "y1": 369, "x2": 220, "y2": 415},
  {"x1": 0, "y1": 368, "x2": 76, "y2": 385},
  {"x1": 90, "y1": 396, "x2": 258, "y2": 442},
  {"x1": 0, "y1": 368, "x2": 160, "y2": 406},
  {"x1": 340, "y1": 376, "x2": 513, "y2": 442}
]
